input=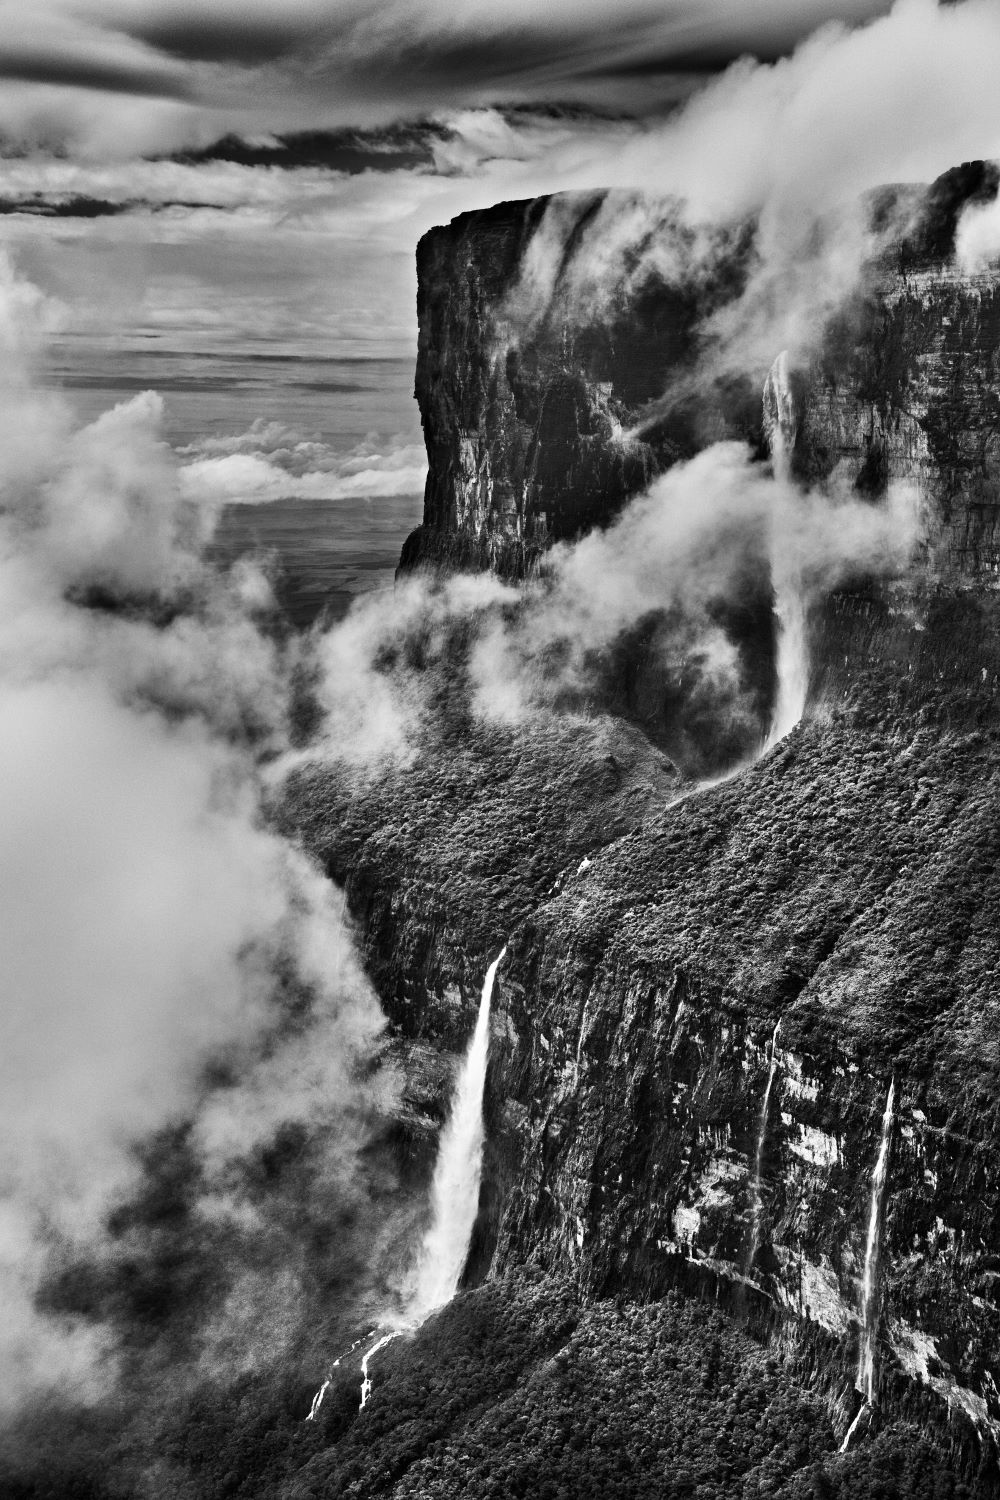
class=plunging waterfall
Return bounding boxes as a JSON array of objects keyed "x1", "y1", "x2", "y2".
[
  {"x1": 857, "y1": 1077, "x2": 896, "y2": 1402},
  {"x1": 306, "y1": 948, "x2": 507, "y2": 1421},
  {"x1": 763, "y1": 351, "x2": 808, "y2": 750},
  {"x1": 405, "y1": 945, "x2": 507, "y2": 1323}
]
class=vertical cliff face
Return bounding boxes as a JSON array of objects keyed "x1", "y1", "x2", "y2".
[
  {"x1": 404, "y1": 162, "x2": 1000, "y2": 593},
  {"x1": 291, "y1": 651, "x2": 1000, "y2": 1474},
  {"x1": 404, "y1": 190, "x2": 760, "y2": 579},
  {"x1": 289, "y1": 160, "x2": 1000, "y2": 1477},
  {"x1": 479, "y1": 708, "x2": 1000, "y2": 1448}
]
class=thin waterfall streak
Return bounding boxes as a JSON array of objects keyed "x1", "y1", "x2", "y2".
[
  {"x1": 359, "y1": 1331, "x2": 402, "y2": 1411},
  {"x1": 306, "y1": 1380, "x2": 329, "y2": 1422},
  {"x1": 404, "y1": 945, "x2": 507, "y2": 1325},
  {"x1": 762, "y1": 350, "x2": 808, "y2": 751},
  {"x1": 857, "y1": 1077, "x2": 896, "y2": 1403},
  {"x1": 763, "y1": 350, "x2": 798, "y2": 487},
  {"x1": 747, "y1": 1021, "x2": 782, "y2": 1276},
  {"x1": 839, "y1": 1402, "x2": 866, "y2": 1454},
  {"x1": 305, "y1": 1326, "x2": 378, "y2": 1421},
  {"x1": 575, "y1": 998, "x2": 591, "y2": 1069}
]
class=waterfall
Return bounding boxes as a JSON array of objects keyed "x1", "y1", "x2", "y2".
[
  {"x1": 359, "y1": 1331, "x2": 403, "y2": 1411},
  {"x1": 746, "y1": 1021, "x2": 782, "y2": 1276},
  {"x1": 839, "y1": 1076, "x2": 896, "y2": 1451},
  {"x1": 306, "y1": 1326, "x2": 377, "y2": 1422},
  {"x1": 839, "y1": 1402, "x2": 867, "y2": 1454},
  {"x1": 857, "y1": 1077, "x2": 896, "y2": 1403},
  {"x1": 305, "y1": 948, "x2": 507, "y2": 1422},
  {"x1": 765, "y1": 580, "x2": 808, "y2": 750},
  {"x1": 762, "y1": 351, "x2": 808, "y2": 751},
  {"x1": 404, "y1": 946, "x2": 507, "y2": 1325},
  {"x1": 763, "y1": 351, "x2": 798, "y2": 486}
]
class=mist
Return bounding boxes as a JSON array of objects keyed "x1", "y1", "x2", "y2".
[
  {"x1": 499, "y1": 0, "x2": 1000, "y2": 403},
  {"x1": 0, "y1": 250, "x2": 396, "y2": 1418},
  {"x1": 302, "y1": 436, "x2": 921, "y2": 792}
]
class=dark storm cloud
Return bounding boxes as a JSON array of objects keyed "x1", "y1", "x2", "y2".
[
  {"x1": 173, "y1": 122, "x2": 452, "y2": 174},
  {"x1": 124, "y1": 14, "x2": 314, "y2": 66},
  {"x1": 264, "y1": 5, "x2": 890, "y2": 110},
  {"x1": 586, "y1": 42, "x2": 792, "y2": 79},
  {"x1": 0, "y1": 0, "x2": 899, "y2": 152},
  {"x1": 101, "y1": 0, "x2": 898, "y2": 109},
  {"x1": 0, "y1": 193, "x2": 132, "y2": 216},
  {"x1": 0, "y1": 47, "x2": 190, "y2": 99}
]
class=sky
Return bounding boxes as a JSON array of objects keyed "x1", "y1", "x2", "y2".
[
  {"x1": 0, "y1": 1, "x2": 897, "y2": 146},
  {"x1": 0, "y1": 0, "x2": 907, "y2": 357}
]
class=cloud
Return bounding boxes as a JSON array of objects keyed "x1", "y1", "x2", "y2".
[
  {"x1": 493, "y1": 0, "x2": 1000, "y2": 411},
  {"x1": 5, "y1": 2, "x2": 997, "y2": 372},
  {"x1": 954, "y1": 189, "x2": 1000, "y2": 271},
  {"x1": 0, "y1": 250, "x2": 393, "y2": 1409},
  {"x1": 0, "y1": 47, "x2": 189, "y2": 99},
  {"x1": 177, "y1": 425, "x2": 427, "y2": 505},
  {"x1": 468, "y1": 443, "x2": 920, "y2": 727},
  {"x1": 310, "y1": 569, "x2": 515, "y2": 767},
  {"x1": 0, "y1": 1, "x2": 894, "y2": 156},
  {"x1": 303, "y1": 438, "x2": 921, "y2": 782}
]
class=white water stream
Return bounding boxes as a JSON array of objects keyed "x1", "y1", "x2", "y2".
[
  {"x1": 359, "y1": 1331, "x2": 403, "y2": 1410},
  {"x1": 762, "y1": 350, "x2": 808, "y2": 751},
  {"x1": 840, "y1": 1076, "x2": 896, "y2": 1451},
  {"x1": 405, "y1": 945, "x2": 506, "y2": 1324},
  {"x1": 858, "y1": 1077, "x2": 896, "y2": 1402},
  {"x1": 307, "y1": 948, "x2": 508, "y2": 1419}
]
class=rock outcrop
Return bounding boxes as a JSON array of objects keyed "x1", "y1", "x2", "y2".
[{"x1": 403, "y1": 191, "x2": 761, "y2": 579}]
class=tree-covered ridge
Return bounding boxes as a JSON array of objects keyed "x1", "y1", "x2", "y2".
[{"x1": 0, "y1": 1272, "x2": 984, "y2": 1496}]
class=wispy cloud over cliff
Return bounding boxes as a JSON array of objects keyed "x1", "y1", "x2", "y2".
[{"x1": 305, "y1": 440, "x2": 921, "y2": 777}]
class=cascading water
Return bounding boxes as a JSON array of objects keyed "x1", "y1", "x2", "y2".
[
  {"x1": 840, "y1": 1076, "x2": 896, "y2": 1451},
  {"x1": 762, "y1": 351, "x2": 808, "y2": 751},
  {"x1": 746, "y1": 1021, "x2": 782, "y2": 1277},
  {"x1": 305, "y1": 947, "x2": 507, "y2": 1421},
  {"x1": 857, "y1": 1077, "x2": 896, "y2": 1402},
  {"x1": 405, "y1": 945, "x2": 507, "y2": 1325},
  {"x1": 359, "y1": 1331, "x2": 403, "y2": 1411},
  {"x1": 306, "y1": 1327, "x2": 377, "y2": 1421}
]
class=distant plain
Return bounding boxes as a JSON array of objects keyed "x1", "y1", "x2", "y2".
[{"x1": 44, "y1": 340, "x2": 426, "y2": 625}]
